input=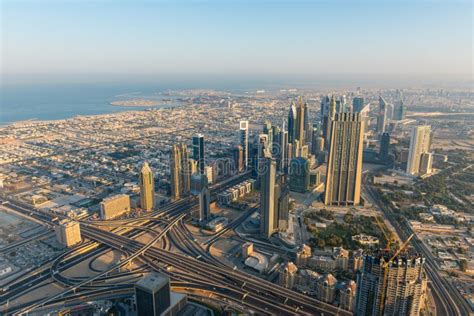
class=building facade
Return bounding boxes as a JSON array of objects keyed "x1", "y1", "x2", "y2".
[{"x1": 139, "y1": 161, "x2": 154, "y2": 211}]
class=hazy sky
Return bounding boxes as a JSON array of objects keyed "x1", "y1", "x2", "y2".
[{"x1": 1, "y1": 0, "x2": 472, "y2": 81}]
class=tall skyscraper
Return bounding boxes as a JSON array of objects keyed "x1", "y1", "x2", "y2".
[
  {"x1": 323, "y1": 95, "x2": 337, "y2": 148},
  {"x1": 240, "y1": 120, "x2": 249, "y2": 170},
  {"x1": 170, "y1": 143, "x2": 191, "y2": 200},
  {"x1": 324, "y1": 112, "x2": 364, "y2": 206},
  {"x1": 279, "y1": 127, "x2": 289, "y2": 172},
  {"x1": 406, "y1": 126, "x2": 432, "y2": 176},
  {"x1": 233, "y1": 145, "x2": 244, "y2": 173},
  {"x1": 295, "y1": 96, "x2": 307, "y2": 146},
  {"x1": 352, "y1": 96, "x2": 365, "y2": 113},
  {"x1": 393, "y1": 90, "x2": 406, "y2": 120},
  {"x1": 260, "y1": 157, "x2": 277, "y2": 238},
  {"x1": 289, "y1": 157, "x2": 310, "y2": 193},
  {"x1": 275, "y1": 174, "x2": 289, "y2": 231},
  {"x1": 139, "y1": 161, "x2": 154, "y2": 211},
  {"x1": 191, "y1": 173, "x2": 210, "y2": 221},
  {"x1": 288, "y1": 103, "x2": 297, "y2": 144},
  {"x1": 377, "y1": 96, "x2": 387, "y2": 134},
  {"x1": 379, "y1": 132, "x2": 390, "y2": 162},
  {"x1": 135, "y1": 272, "x2": 171, "y2": 316},
  {"x1": 355, "y1": 252, "x2": 427, "y2": 316},
  {"x1": 192, "y1": 133, "x2": 205, "y2": 174},
  {"x1": 263, "y1": 121, "x2": 273, "y2": 153}
]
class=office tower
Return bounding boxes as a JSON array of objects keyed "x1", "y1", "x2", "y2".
[
  {"x1": 377, "y1": 96, "x2": 387, "y2": 134},
  {"x1": 135, "y1": 272, "x2": 170, "y2": 316},
  {"x1": 406, "y1": 126, "x2": 432, "y2": 176},
  {"x1": 233, "y1": 145, "x2": 244, "y2": 173},
  {"x1": 204, "y1": 165, "x2": 214, "y2": 184},
  {"x1": 352, "y1": 97, "x2": 365, "y2": 113},
  {"x1": 419, "y1": 152, "x2": 433, "y2": 176},
  {"x1": 379, "y1": 132, "x2": 390, "y2": 162},
  {"x1": 355, "y1": 253, "x2": 427, "y2": 316},
  {"x1": 393, "y1": 91, "x2": 406, "y2": 120},
  {"x1": 192, "y1": 133, "x2": 205, "y2": 174},
  {"x1": 295, "y1": 97, "x2": 307, "y2": 146},
  {"x1": 240, "y1": 120, "x2": 249, "y2": 169},
  {"x1": 279, "y1": 128, "x2": 289, "y2": 172},
  {"x1": 288, "y1": 102, "x2": 297, "y2": 144},
  {"x1": 279, "y1": 262, "x2": 298, "y2": 289},
  {"x1": 170, "y1": 144, "x2": 191, "y2": 200},
  {"x1": 189, "y1": 158, "x2": 198, "y2": 175},
  {"x1": 275, "y1": 173, "x2": 289, "y2": 231},
  {"x1": 323, "y1": 96, "x2": 337, "y2": 148},
  {"x1": 272, "y1": 125, "x2": 281, "y2": 157},
  {"x1": 263, "y1": 121, "x2": 273, "y2": 153},
  {"x1": 100, "y1": 194, "x2": 131, "y2": 220},
  {"x1": 324, "y1": 112, "x2": 364, "y2": 206},
  {"x1": 191, "y1": 173, "x2": 210, "y2": 221},
  {"x1": 289, "y1": 157, "x2": 310, "y2": 193},
  {"x1": 139, "y1": 162, "x2": 154, "y2": 211},
  {"x1": 55, "y1": 219, "x2": 81, "y2": 248},
  {"x1": 386, "y1": 102, "x2": 394, "y2": 121},
  {"x1": 320, "y1": 95, "x2": 330, "y2": 129},
  {"x1": 260, "y1": 158, "x2": 277, "y2": 238}
]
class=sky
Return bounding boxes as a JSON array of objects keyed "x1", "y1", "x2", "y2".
[{"x1": 1, "y1": 0, "x2": 473, "y2": 84}]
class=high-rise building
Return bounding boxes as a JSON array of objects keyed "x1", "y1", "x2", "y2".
[
  {"x1": 240, "y1": 121, "x2": 249, "y2": 170},
  {"x1": 379, "y1": 132, "x2": 390, "y2": 162},
  {"x1": 406, "y1": 126, "x2": 432, "y2": 176},
  {"x1": 393, "y1": 91, "x2": 406, "y2": 121},
  {"x1": 279, "y1": 128, "x2": 289, "y2": 172},
  {"x1": 377, "y1": 96, "x2": 387, "y2": 134},
  {"x1": 289, "y1": 157, "x2": 310, "y2": 193},
  {"x1": 355, "y1": 252, "x2": 427, "y2": 316},
  {"x1": 263, "y1": 121, "x2": 273, "y2": 153},
  {"x1": 419, "y1": 152, "x2": 433, "y2": 176},
  {"x1": 338, "y1": 281, "x2": 357, "y2": 312},
  {"x1": 323, "y1": 95, "x2": 337, "y2": 148},
  {"x1": 288, "y1": 103, "x2": 297, "y2": 144},
  {"x1": 324, "y1": 112, "x2": 364, "y2": 206},
  {"x1": 233, "y1": 145, "x2": 244, "y2": 173},
  {"x1": 139, "y1": 162, "x2": 154, "y2": 211},
  {"x1": 295, "y1": 97, "x2": 307, "y2": 146},
  {"x1": 170, "y1": 144, "x2": 191, "y2": 200},
  {"x1": 55, "y1": 219, "x2": 82, "y2": 248},
  {"x1": 191, "y1": 173, "x2": 210, "y2": 221},
  {"x1": 260, "y1": 158, "x2": 277, "y2": 238},
  {"x1": 192, "y1": 133, "x2": 205, "y2": 174},
  {"x1": 352, "y1": 97, "x2": 365, "y2": 113},
  {"x1": 275, "y1": 173, "x2": 289, "y2": 231},
  {"x1": 100, "y1": 194, "x2": 131, "y2": 220}
]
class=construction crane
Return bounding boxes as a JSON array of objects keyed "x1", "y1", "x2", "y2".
[
  {"x1": 375, "y1": 216, "x2": 396, "y2": 251},
  {"x1": 379, "y1": 233, "x2": 415, "y2": 316}
]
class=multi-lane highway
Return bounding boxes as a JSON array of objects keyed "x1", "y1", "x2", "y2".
[{"x1": 0, "y1": 171, "x2": 350, "y2": 316}]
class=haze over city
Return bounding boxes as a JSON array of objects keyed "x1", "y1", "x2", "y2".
[{"x1": 0, "y1": 1, "x2": 473, "y2": 316}]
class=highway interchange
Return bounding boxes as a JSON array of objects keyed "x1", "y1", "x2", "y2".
[{"x1": 0, "y1": 172, "x2": 349, "y2": 316}]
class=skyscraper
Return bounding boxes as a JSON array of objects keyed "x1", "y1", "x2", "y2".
[
  {"x1": 139, "y1": 161, "x2": 154, "y2": 211},
  {"x1": 55, "y1": 219, "x2": 81, "y2": 248},
  {"x1": 260, "y1": 157, "x2": 277, "y2": 238},
  {"x1": 352, "y1": 97, "x2": 365, "y2": 113},
  {"x1": 191, "y1": 173, "x2": 210, "y2": 221},
  {"x1": 170, "y1": 143, "x2": 191, "y2": 200},
  {"x1": 289, "y1": 157, "x2": 310, "y2": 193},
  {"x1": 323, "y1": 95, "x2": 337, "y2": 148},
  {"x1": 275, "y1": 174, "x2": 289, "y2": 231},
  {"x1": 324, "y1": 112, "x2": 364, "y2": 206},
  {"x1": 263, "y1": 121, "x2": 273, "y2": 153},
  {"x1": 379, "y1": 132, "x2": 390, "y2": 162},
  {"x1": 288, "y1": 103, "x2": 297, "y2": 144},
  {"x1": 192, "y1": 133, "x2": 205, "y2": 174},
  {"x1": 355, "y1": 252, "x2": 427, "y2": 316},
  {"x1": 377, "y1": 96, "x2": 387, "y2": 134},
  {"x1": 233, "y1": 145, "x2": 244, "y2": 173},
  {"x1": 406, "y1": 126, "x2": 432, "y2": 176},
  {"x1": 295, "y1": 96, "x2": 307, "y2": 146},
  {"x1": 279, "y1": 127, "x2": 289, "y2": 172},
  {"x1": 393, "y1": 91, "x2": 406, "y2": 120},
  {"x1": 240, "y1": 120, "x2": 249, "y2": 170}
]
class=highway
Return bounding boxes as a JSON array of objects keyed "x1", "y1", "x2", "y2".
[
  {"x1": 362, "y1": 174, "x2": 472, "y2": 316},
  {"x1": 0, "y1": 171, "x2": 351, "y2": 316}
]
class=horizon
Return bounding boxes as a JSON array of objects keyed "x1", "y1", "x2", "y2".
[{"x1": 2, "y1": 0, "x2": 473, "y2": 86}]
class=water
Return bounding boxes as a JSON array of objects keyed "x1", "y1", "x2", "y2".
[{"x1": 0, "y1": 83, "x2": 178, "y2": 126}]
